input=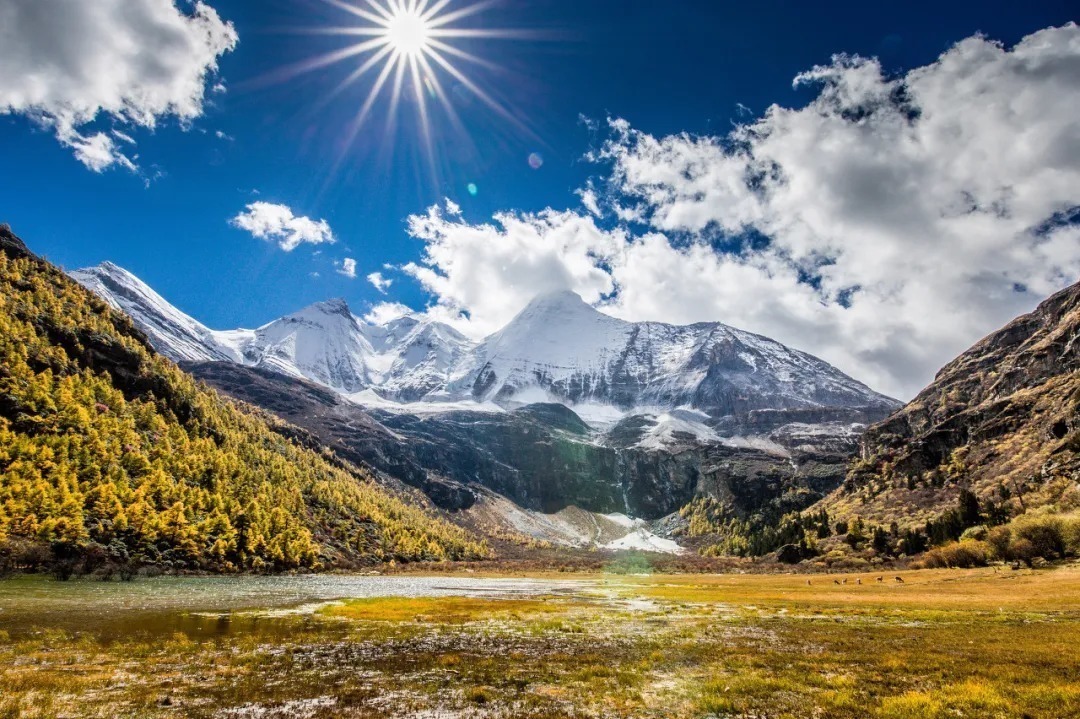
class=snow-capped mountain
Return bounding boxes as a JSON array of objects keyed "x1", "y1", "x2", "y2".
[
  {"x1": 442, "y1": 290, "x2": 896, "y2": 420},
  {"x1": 70, "y1": 262, "x2": 472, "y2": 396},
  {"x1": 70, "y1": 262, "x2": 248, "y2": 363},
  {"x1": 239, "y1": 299, "x2": 373, "y2": 392},
  {"x1": 375, "y1": 318, "x2": 473, "y2": 401},
  {"x1": 72, "y1": 261, "x2": 902, "y2": 523},
  {"x1": 72, "y1": 263, "x2": 897, "y2": 427}
]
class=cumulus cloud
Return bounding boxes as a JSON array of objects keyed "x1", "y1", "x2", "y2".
[
  {"x1": 230, "y1": 202, "x2": 335, "y2": 252},
  {"x1": 0, "y1": 0, "x2": 237, "y2": 172},
  {"x1": 577, "y1": 188, "x2": 602, "y2": 217},
  {"x1": 367, "y1": 271, "x2": 392, "y2": 293},
  {"x1": 397, "y1": 24, "x2": 1080, "y2": 399},
  {"x1": 364, "y1": 302, "x2": 413, "y2": 325},
  {"x1": 403, "y1": 204, "x2": 625, "y2": 337},
  {"x1": 337, "y1": 258, "x2": 358, "y2": 279}
]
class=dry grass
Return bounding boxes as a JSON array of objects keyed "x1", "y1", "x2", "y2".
[
  {"x1": 623, "y1": 563, "x2": 1080, "y2": 611},
  {"x1": 1, "y1": 565, "x2": 1079, "y2": 718}
]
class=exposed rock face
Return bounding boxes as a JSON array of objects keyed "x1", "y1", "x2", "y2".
[
  {"x1": 820, "y1": 281, "x2": 1080, "y2": 526},
  {"x1": 189, "y1": 361, "x2": 855, "y2": 522},
  {"x1": 0, "y1": 225, "x2": 31, "y2": 258}
]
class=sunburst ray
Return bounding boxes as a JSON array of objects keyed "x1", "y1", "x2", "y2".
[{"x1": 278, "y1": 0, "x2": 542, "y2": 187}]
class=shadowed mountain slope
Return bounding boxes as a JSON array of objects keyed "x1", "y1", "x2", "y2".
[{"x1": 820, "y1": 280, "x2": 1080, "y2": 528}]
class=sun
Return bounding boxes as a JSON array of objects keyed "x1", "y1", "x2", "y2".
[
  {"x1": 384, "y1": 7, "x2": 430, "y2": 57},
  {"x1": 272, "y1": 0, "x2": 533, "y2": 174}
]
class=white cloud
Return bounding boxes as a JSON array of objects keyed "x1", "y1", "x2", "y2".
[
  {"x1": 0, "y1": 0, "x2": 237, "y2": 172},
  {"x1": 69, "y1": 132, "x2": 137, "y2": 173},
  {"x1": 337, "y1": 258, "x2": 358, "y2": 279},
  {"x1": 111, "y1": 130, "x2": 136, "y2": 145},
  {"x1": 577, "y1": 188, "x2": 602, "y2": 217},
  {"x1": 367, "y1": 271, "x2": 392, "y2": 293},
  {"x1": 230, "y1": 202, "x2": 336, "y2": 252},
  {"x1": 402, "y1": 203, "x2": 625, "y2": 338},
  {"x1": 395, "y1": 24, "x2": 1080, "y2": 400},
  {"x1": 364, "y1": 302, "x2": 413, "y2": 325}
]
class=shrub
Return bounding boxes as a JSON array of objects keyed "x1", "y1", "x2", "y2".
[
  {"x1": 921, "y1": 540, "x2": 990, "y2": 569},
  {"x1": 1008, "y1": 538, "x2": 1037, "y2": 564},
  {"x1": 1063, "y1": 513, "x2": 1080, "y2": 556},
  {"x1": 604, "y1": 551, "x2": 654, "y2": 575},
  {"x1": 1011, "y1": 514, "x2": 1066, "y2": 560},
  {"x1": 986, "y1": 525, "x2": 1011, "y2": 559},
  {"x1": 960, "y1": 525, "x2": 988, "y2": 542},
  {"x1": 964, "y1": 512, "x2": 1080, "y2": 565}
]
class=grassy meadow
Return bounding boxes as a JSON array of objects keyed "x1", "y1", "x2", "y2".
[{"x1": 1, "y1": 565, "x2": 1078, "y2": 718}]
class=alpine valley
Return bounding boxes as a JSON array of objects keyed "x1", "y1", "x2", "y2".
[{"x1": 67, "y1": 257, "x2": 905, "y2": 555}]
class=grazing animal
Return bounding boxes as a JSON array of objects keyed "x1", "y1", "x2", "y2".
[
  {"x1": 806, "y1": 579, "x2": 812, "y2": 586},
  {"x1": 1011, "y1": 561, "x2": 1021, "y2": 571},
  {"x1": 876, "y1": 576, "x2": 884, "y2": 583},
  {"x1": 856, "y1": 578, "x2": 862, "y2": 585},
  {"x1": 833, "y1": 579, "x2": 841, "y2": 585},
  {"x1": 894, "y1": 576, "x2": 905, "y2": 584},
  {"x1": 842, "y1": 578, "x2": 848, "y2": 585}
]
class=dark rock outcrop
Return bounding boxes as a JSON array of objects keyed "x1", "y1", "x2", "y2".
[
  {"x1": 0, "y1": 224, "x2": 31, "y2": 258},
  {"x1": 184, "y1": 362, "x2": 477, "y2": 511}
]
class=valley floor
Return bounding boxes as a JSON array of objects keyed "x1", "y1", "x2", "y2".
[{"x1": 2, "y1": 566, "x2": 1079, "y2": 718}]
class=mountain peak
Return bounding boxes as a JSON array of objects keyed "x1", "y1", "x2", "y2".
[
  {"x1": 295, "y1": 297, "x2": 353, "y2": 319},
  {"x1": 511, "y1": 289, "x2": 612, "y2": 326},
  {"x1": 524, "y1": 289, "x2": 591, "y2": 310},
  {"x1": 69, "y1": 261, "x2": 244, "y2": 364},
  {"x1": 0, "y1": 224, "x2": 31, "y2": 259},
  {"x1": 78, "y1": 261, "x2": 139, "y2": 283}
]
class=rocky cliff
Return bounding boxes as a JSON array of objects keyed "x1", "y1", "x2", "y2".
[{"x1": 821, "y1": 280, "x2": 1080, "y2": 527}]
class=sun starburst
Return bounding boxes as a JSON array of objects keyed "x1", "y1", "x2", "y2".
[{"x1": 269, "y1": 0, "x2": 532, "y2": 177}]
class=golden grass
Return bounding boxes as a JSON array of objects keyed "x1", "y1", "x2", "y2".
[
  {"x1": 321, "y1": 595, "x2": 570, "y2": 623},
  {"x1": 2, "y1": 566, "x2": 1079, "y2": 718},
  {"x1": 621, "y1": 563, "x2": 1080, "y2": 611}
]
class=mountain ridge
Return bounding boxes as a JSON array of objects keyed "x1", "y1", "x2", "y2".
[
  {"x1": 818, "y1": 278, "x2": 1080, "y2": 528},
  {"x1": 72, "y1": 261, "x2": 899, "y2": 429}
]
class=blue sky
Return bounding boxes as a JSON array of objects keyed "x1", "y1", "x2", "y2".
[{"x1": 1, "y1": 0, "x2": 1078, "y2": 397}]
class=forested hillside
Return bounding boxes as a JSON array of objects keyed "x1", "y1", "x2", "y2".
[{"x1": 0, "y1": 227, "x2": 488, "y2": 573}]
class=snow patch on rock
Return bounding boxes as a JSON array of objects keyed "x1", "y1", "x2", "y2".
[{"x1": 601, "y1": 528, "x2": 684, "y2": 554}]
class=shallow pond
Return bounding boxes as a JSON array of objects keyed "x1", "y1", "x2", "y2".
[{"x1": 0, "y1": 574, "x2": 597, "y2": 640}]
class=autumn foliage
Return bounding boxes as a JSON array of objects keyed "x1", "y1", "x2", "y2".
[{"x1": 0, "y1": 235, "x2": 488, "y2": 573}]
